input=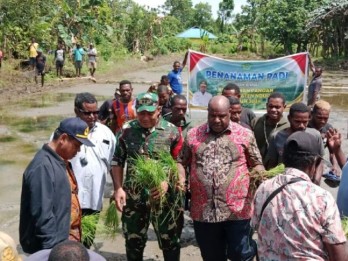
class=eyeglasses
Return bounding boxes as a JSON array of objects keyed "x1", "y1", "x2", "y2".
[{"x1": 78, "y1": 109, "x2": 100, "y2": 116}]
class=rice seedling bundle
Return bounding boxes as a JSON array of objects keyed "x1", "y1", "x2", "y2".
[
  {"x1": 249, "y1": 164, "x2": 285, "y2": 192},
  {"x1": 81, "y1": 213, "x2": 100, "y2": 246},
  {"x1": 341, "y1": 217, "x2": 348, "y2": 237},
  {"x1": 132, "y1": 151, "x2": 180, "y2": 192},
  {"x1": 131, "y1": 151, "x2": 183, "y2": 218},
  {"x1": 103, "y1": 201, "x2": 120, "y2": 239},
  {"x1": 81, "y1": 201, "x2": 120, "y2": 242}
]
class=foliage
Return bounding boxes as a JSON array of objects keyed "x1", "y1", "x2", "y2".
[
  {"x1": 218, "y1": 0, "x2": 234, "y2": 33},
  {"x1": 192, "y1": 3, "x2": 213, "y2": 29},
  {"x1": 0, "y1": 0, "x2": 346, "y2": 62},
  {"x1": 163, "y1": 0, "x2": 194, "y2": 28},
  {"x1": 306, "y1": 0, "x2": 348, "y2": 58}
]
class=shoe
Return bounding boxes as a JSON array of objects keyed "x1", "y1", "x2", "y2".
[{"x1": 323, "y1": 171, "x2": 340, "y2": 188}]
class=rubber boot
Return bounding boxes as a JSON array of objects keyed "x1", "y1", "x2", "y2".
[
  {"x1": 126, "y1": 249, "x2": 144, "y2": 261},
  {"x1": 163, "y1": 248, "x2": 180, "y2": 261}
]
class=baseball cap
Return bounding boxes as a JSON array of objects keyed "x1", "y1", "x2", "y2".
[
  {"x1": 0, "y1": 231, "x2": 22, "y2": 261},
  {"x1": 284, "y1": 131, "x2": 331, "y2": 166},
  {"x1": 57, "y1": 117, "x2": 94, "y2": 147},
  {"x1": 136, "y1": 92, "x2": 159, "y2": 113}
]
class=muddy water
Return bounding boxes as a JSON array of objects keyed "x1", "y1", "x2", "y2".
[
  {"x1": 0, "y1": 71, "x2": 347, "y2": 259},
  {"x1": 322, "y1": 71, "x2": 348, "y2": 111}
]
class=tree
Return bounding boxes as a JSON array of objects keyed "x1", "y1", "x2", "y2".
[
  {"x1": 239, "y1": 0, "x2": 325, "y2": 54},
  {"x1": 218, "y1": 0, "x2": 234, "y2": 33},
  {"x1": 164, "y1": 0, "x2": 194, "y2": 28},
  {"x1": 191, "y1": 3, "x2": 213, "y2": 29},
  {"x1": 307, "y1": 0, "x2": 348, "y2": 58}
]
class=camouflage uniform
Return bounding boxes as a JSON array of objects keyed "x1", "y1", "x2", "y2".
[{"x1": 113, "y1": 118, "x2": 183, "y2": 261}]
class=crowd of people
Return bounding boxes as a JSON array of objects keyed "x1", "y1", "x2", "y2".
[
  {"x1": 26, "y1": 38, "x2": 99, "y2": 87},
  {"x1": 4, "y1": 51, "x2": 346, "y2": 261}
]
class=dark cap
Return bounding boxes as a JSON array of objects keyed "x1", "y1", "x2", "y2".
[
  {"x1": 285, "y1": 131, "x2": 330, "y2": 165},
  {"x1": 58, "y1": 117, "x2": 94, "y2": 147},
  {"x1": 136, "y1": 92, "x2": 159, "y2": 113}
]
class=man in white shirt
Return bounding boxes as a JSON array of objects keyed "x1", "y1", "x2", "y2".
[
  {"x1": 191, "y1": 80, "x2": 213, "y2": 107},
  {"x1": 87, "y1": 43, "x2": 97, "y2": 80},
  {"x1": 71, "y1": 92, "x2": 116, "y2": 248}
]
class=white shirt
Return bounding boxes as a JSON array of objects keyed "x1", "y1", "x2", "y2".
[
  {"x1": 70, "y1": 122, "x2": 116, "y2": 211},
  {"x1": 191, "y1": 91, "x2": 213, "y2": 107},
  {"x1": 87, "y1": 47, "x2": 97, "y2": 62}
]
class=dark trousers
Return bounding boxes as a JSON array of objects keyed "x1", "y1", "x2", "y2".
[
  {"x1": 193, "y1": 219, "x2": 256, "y2": 261},
  {"x1": 82, "y1": 209, "x2": 100, "y2": 249}
]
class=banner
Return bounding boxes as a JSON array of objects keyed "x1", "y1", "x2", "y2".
[{"x1": 187, "y1": 50, "x2": 308, "y2": 110}]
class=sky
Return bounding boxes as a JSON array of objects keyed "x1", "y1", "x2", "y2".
[{"x1": 133, "y1": 0, "x2": 248, "y2": 19}]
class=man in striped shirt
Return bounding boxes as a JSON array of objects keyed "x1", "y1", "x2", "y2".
[{"x1": 110, "y1": 80, "x2": 137, "y2": 134}]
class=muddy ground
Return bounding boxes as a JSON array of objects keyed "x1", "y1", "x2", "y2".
[{"x1": 0, "y1": 54, "x2": 348, "y2": 260}]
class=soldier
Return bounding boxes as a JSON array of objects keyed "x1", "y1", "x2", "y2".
[{"x1": 111, "y1": 92, "x2": 184, "y2": 261}]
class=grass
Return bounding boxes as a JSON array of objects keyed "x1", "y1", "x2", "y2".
[{"x1": 0, "y1": 135, "x2": 17, "y2": 142}]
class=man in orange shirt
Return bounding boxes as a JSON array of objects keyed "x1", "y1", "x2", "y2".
[{"x1": 110, "y1": 80, "x2": 137, "y2": 134}]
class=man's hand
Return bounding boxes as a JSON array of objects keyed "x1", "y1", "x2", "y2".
[
  {"x1": 175, "y1": 175, "x2": 186, "y2": 192},
  {"x1": 326, "y1": 128, "x2": 341, "y2": 153},
  {"x1": 150, "y1": 181, "x2": 169, "y2": 200},
  {"x1": 114, "y1": 187, "x2": 126, "y2": 212}
]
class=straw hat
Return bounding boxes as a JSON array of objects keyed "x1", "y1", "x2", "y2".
[{"x1": 0, "y1": 232, "x2": 22, "y2": 261}]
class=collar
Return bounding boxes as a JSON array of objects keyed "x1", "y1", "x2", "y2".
[
  {"x1": 205, "y1": 121, "x2": 233, "y2": 135},
  {"x1": 89, "y1": 122, "x2": 99, "y2": 133},
  {"x1": 43, "y1": 143, "x2": 65, "y2": 164},
  {"x1": 284, "y1": 167, "x2": 311, "y2": 182},
  {"x1": 264, "y1": 114, "x2": 288, "y2": 127},
  {"x1": 133, "y1": 118, "x2": 166, "y2": 133},
  {"x1": 163, "y1": 112, "x2": 191, "y2": 128}
]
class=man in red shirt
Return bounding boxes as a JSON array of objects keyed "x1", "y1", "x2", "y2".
[{"x1": 178, "y1": 95, "x2": 264, "y2": 261}]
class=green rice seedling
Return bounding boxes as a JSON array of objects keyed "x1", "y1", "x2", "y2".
[
  {"x1": 103, "y1": 201, "x2": 119, "y2": 239},
  {"x1": 131, "y1": 154, "x2": 169, "y2": 210},
  {"x1": 249, "y1": 164, "x2": 285, "y2": 192},
  {"x1": 131, "y1": 152, "x2": 184, "y2": 224},
  {"x1": 81, "y1": 213, "x2": 100, "y2": 247},
  {"x1": 341, "y1": 217, "x2": 348, "y2": 237},
  {"x1": 132, "y1": 155, "x2": 168, "y2": 190},
  {"x1": 158, "y1": 151, "x2": 179, "y2": 180}
]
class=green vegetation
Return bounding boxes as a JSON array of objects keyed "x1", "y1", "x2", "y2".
[
  {"x1": 81, "y1": 201, "x2": 120, "y2": 244},
  {"x1": 249, "y1": 164, "x2": 286, "y2": 192},
  {"x1": 0, "y1": 0, "x2": 347, "y2": 79},
  {"x1": 103, "y1": 201, "x2": 120, "y2": 239},
  {"x1": 342, "y1": 217, "x2": 348, "y2": 238}
]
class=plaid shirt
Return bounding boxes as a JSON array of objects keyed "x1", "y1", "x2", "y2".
[{"x1": 179, "y1": 121, "x2": 263, "y2": 222}]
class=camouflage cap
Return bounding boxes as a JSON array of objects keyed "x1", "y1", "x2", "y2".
[{"x1": 136, "y1": 92, "x2": 159, "y2": 112}]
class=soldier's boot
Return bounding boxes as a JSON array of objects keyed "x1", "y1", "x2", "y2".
[
  {"x1": 126, "y1": 248, "x2": 144, "y2": 261},
  {"x1": 163, "y1": 248, "x2": 180, "y2": 261}
]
